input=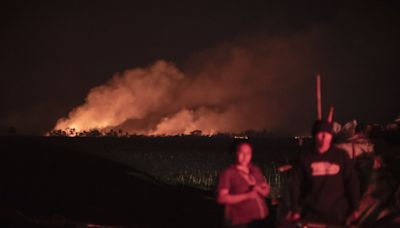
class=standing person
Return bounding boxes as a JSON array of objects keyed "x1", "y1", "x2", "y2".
[
  {"x1": 217, "y1": 139, "x2": 270, "y2": 228},
  {"x1": 336, "y1": 122, "x2": 377, "y2": 195},
  {"x1": 291, "y1": 120, "x2": 360, "y2": 226}
]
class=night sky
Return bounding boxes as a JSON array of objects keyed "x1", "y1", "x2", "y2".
[{"x1": 1, "y1": 0, "x2": 399, "y2": 135}]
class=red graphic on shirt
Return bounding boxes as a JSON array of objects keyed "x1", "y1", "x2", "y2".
[{"x1": 310, "y1": 162, "x2": 340, "y2": 176}]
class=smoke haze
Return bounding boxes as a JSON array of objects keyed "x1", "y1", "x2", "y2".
[
  {"x1": 54, "y1": 28, "x2": 327, "y2": 135},
  {"x1": 1, "y1": 1, "x2": 399, "y2": 135}
]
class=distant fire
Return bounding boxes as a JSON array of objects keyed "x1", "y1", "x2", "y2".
[
  {"x1": 52, "y1": 30, "x2": 324, "y2": 136},
  {"x1": 54, "y1": 61, "x2": 185, "y2": 135}
]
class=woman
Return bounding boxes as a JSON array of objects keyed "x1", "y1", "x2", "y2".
[{"x1": 217, "y1": 140, "x2": 270, "y2": 227}]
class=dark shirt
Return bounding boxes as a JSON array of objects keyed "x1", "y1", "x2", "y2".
[
  {"x1": 217, "y1": 164, "x2": 268, "y2": 225},
  {"x1": 292, "y1": 146, "x2": 360, "y2": 225}
]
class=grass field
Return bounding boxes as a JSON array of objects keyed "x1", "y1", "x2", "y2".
[
  {"x1": 0, "y1": 135, "x2": 299, "y2": 227},
  {"x1": 59, "y1": 136, "x2": 300, "y2": 196},
  {"x1": 1, "y1": 135, "x2": 400, "y2": 227}
]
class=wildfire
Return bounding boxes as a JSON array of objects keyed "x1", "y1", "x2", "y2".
[{"x1": 52, "y1": 31, "x2": 323, "y2": 136}]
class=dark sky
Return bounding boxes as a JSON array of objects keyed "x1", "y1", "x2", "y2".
[{"x1": 1, "y1": 0, "x2": 399, "y2": 134}]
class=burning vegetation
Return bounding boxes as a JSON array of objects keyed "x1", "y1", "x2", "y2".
[{"x1": 51, "y1": 30, "x2": 328, "y2": 136}]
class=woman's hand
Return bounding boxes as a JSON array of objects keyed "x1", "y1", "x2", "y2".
[{"x1": 254, "y1": 183, "x2": 270, "y2": 197}]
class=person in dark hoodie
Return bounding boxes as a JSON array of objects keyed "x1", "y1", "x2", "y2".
[{"x1": 290, "y1": 120, "x2": 361, "y2": 226}]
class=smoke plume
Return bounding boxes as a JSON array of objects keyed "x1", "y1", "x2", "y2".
[{"x1": 54, "y1": 29, "x2": 327, "y2": 135}]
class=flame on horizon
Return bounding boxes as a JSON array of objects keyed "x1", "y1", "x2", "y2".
[{"x1": 53, "y1": 29, "x2": 326, "y2": 136}]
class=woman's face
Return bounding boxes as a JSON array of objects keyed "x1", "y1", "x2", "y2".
[{"x1": 236, "y1": 143, "x2": 252, "y2": 166}]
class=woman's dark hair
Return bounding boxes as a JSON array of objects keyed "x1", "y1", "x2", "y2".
[{"x1": 228, "y1": 138, "x2": 252, "y2": 156}]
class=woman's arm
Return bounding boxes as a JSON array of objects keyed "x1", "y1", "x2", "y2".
[
  {"x1": 254, "y1": 182, "x2": 270, "y2": 197},
  {"x1": 217, "y1": 188, "x2": 258, "y2": 205},
  {"x1": 251, "y1": 165, "x2": 270, "y2": 197}
]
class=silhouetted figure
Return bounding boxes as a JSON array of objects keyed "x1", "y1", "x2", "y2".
[
  {"x1": 217, "y1": 140, "x2": 270, "y2": 228},
  {"x1": 336, "y1": 123, "x2": 377, "y2": 196}
]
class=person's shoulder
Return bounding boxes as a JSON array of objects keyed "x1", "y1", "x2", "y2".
[
  {"x1": 249, "y1": 163, "x2": 263, "y2": 173},
  {"x1": 249, "y1": 164, "x2": 266, "y2": 179},
  {"x1": 220, "y1": 165, "x2": 236, "y2": 176},
  {"x1": 332, "y1": 145, "x2": 352, "y2": 160}
]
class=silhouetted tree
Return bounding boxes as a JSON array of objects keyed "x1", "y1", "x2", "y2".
[
  {"x1": 190, "y1": 130, "x2": 202, "y2": 136},
  {"x1": 48, "y1": 130, "x2": 68, "y2": 137}
]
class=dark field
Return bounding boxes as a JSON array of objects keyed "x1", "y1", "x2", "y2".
[
  {"x1": 0, "y1": 136, "x2": 299, "y2": 227},
  {"x1": 3, "y1": 136, "x2": 399, "y2": 227}
]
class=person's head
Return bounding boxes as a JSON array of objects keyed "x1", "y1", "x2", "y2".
[
  {"x1": 229, "y1": 139, "x2": 253, "y2": 166},
  {"x1": 355, "y1": 122, "x2": 372, "y2": 137},
  {"x1": 312, "y1": 120, "x2": 333, "y2": 152},
  {"x1": 355, "y1": 122, "x2": 365, "y2": 134}
]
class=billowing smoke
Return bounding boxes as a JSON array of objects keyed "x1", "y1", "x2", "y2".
[{"x1": 54, "y1": 29, "x2": 327, "y2": 135}]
